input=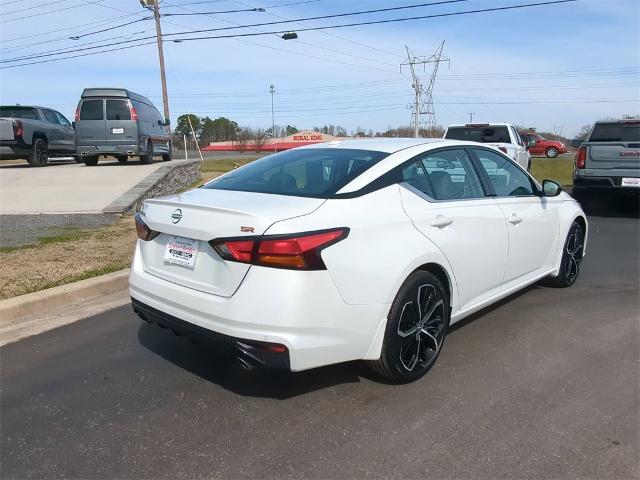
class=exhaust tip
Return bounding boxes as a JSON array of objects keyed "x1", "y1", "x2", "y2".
[{"x1": 234, "y1": 355, "x2": 258, "y2": 371}]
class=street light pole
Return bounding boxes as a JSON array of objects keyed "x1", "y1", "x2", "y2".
[
  {"x1": 467, "y1": 112, "x2": 475, "y2": 123},
  {"x1": 142, "y1": 0, "x2": 170, "y2": 123}
]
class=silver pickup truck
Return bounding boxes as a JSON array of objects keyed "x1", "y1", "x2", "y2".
[
  {"x1": 0, "y1": 105, "x2": 75, "y2": 166},
  {"x1": 573, "y1": 119, "x2": 640, "y2": 192}
]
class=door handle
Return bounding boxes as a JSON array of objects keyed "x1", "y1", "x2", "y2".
[
  {"x1": 430, "y1": 215, "x2": 453, "y2": 228},
  {"x1": 508, "y1": 214, "x2": 523, "y2": 225}
]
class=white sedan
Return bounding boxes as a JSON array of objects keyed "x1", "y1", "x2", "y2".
[{"x1": 129, "y1": 139, "x2": 587, "y2": 383}]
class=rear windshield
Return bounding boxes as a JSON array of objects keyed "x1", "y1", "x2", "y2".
[
  {"x1": 79, "y1": 100, "x2": 103, "y2": 120},
  {"x1": 589, "y1": 122, "x2": 640, "y2": 142},
  {"x1": 106, "y1": 99, "x2": 131, "y2": 121},
  {"x1": 204, "y1": 148, "x2": 389, "y2": 198},
  {"x1": 0, "y1": 107, "x2": 39, "y2": 120},
  {"x1": 445, "y1": 126, "x2": 511, "y2": 143}
]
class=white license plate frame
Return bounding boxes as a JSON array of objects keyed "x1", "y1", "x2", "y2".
[
  {"x1": 621, "y1": 177, "x2": 640, "y2": 187},
  {"x1": 164, "y1": 235, "x2": 199, "y2": 269},
  {"x1": 111, "y1": 127, "x2": 124, "y2": 134}
]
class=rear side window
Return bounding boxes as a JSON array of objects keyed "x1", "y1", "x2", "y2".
[
  {"x1": 106, "y1": 100, "x2": 131, "y2": 121},
  {"x1": 79, "y1": 100, "x2": 103, "y2": 120},
  {"x1": 445, "y1": 126, "x2": 511, "y2": 143},
  {"x1": 0, "y1": 107, "x2": 39, "y2": 120},
  {"x1": 590, "y1": 122, "x2": 640, "y2": 142},
  {"x1": 205, "y1": 148, "x2": 389, "y2": 198},
  {"x1": 55, "y1": 112, "x2": 72, "y2": 127},
  {"x1": 41, "y1": 109, "x2": 60, "y2": 124}
]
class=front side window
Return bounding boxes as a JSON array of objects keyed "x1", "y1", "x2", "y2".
[
  {"x1": 473, "y1": 148, "x2": 535, "y2": 197},
  {"x1": 79, "y1": 100, "x2": 103, "y2": 120},
  {"x1": 204, "y1": 148, "x2": 388, "y2": 198},
  {"x1": 106, "y1": 100, "x2": 131, "y2": 121}
]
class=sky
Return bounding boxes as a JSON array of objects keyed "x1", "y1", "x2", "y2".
[{"x1": 0, "y1": 0, "x2": 639, "y2": 138}]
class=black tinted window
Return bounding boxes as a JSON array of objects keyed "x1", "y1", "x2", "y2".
[
  {"x1": 41, "y1": 109, "x2": 60, "y2": 124},
  {"x1": 473, "y1": 148, "x2": 534, "y2": 197},
  {"x1": 205, "y1": 148, "x2": 388, "y2": 198},
  {"x1": 106, "y1": 100, "x2": 131, "y2": 121},
  {"x1": 0, "y1": 107, "x2": 39, "y2": 120},
  {"x1": 590, "y1": 122, "x2": 640, "y2": 142},
  {"x1": 445, "y1": 126, "x2": 511, "y2": 143},
  {"x1": 55, "y1": 112, "x2": 71, "y2": 127},
  {"x1": 80, "y1": 100, "x2": 103, "y2": 120}
]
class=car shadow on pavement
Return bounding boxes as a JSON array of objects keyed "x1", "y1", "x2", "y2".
[
  {"x1": 137, "y1": 322, "x2": 369, "y2": 399},
  {"x1": 573, "y1": 190, "x2": 639, "y2": 219}
]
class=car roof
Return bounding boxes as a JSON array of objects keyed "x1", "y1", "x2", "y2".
[
  {"x1": 297, "y1": 138, "x2": 460, "y2": 154},
  {"x1": 447, "y1": 123, "x2": 512, "y2": 128}
]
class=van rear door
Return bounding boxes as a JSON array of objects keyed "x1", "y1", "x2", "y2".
[
  {"x1": 105, "y1": 99, "x2": 137, "y2": 149},
  {"x1": 76, "y1": 99, "x2": 106, "y2": 146}
]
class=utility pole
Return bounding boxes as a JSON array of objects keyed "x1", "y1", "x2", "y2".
[
  {"x1": 270, "y1": 84, "x2": 275, "y2": 139},
  {"x1": 401, "y1": 41, "x2": 449, "y2": 138},
  {"x1": 141, "y1": 0, "x2": 170, "y2": 122},
  {"x1": 467, "y1": 112, "x2": 476, "y2": 123}
]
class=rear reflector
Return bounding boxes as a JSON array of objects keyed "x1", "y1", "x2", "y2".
[
  {"x1": 576, "y1": 146, "x2": 587, "y2": 169},
  {"x1": 210, "y1": 228, "x2": 349, "y2": 270},
  {"x1": 135, "y1": 213, "x2": 159, "y2": 241}
]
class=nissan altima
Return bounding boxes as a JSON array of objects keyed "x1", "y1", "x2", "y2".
[{"x1": 130, "y1": 139, "x2": 587, "y2": 383}]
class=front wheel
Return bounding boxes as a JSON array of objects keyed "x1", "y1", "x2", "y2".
[
  {"x1": 369, "y1": 271, "x2": 450, "y2": 383},
  {"x1": 116, "y1": 155, "x2": 128, "y2": 164},
  {"x1": 27, "y1": 138, "x2": 49, "y2": 167},
  {"x1": 547, "y1": 221, "x2": 584, "y2": 287},
  {"x1": 162, "y1": 142, "x2": 172, "y2": 162},
  {"x1": 546, "y1": 147, "x2": 559, "y2": 158},
  {"x1": 83, "y1": 156, "x2": 99, "y2": 166}
]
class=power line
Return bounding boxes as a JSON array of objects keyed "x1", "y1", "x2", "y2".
[
  {"x1": 163, "y1": 7, "x2": 267, "y2": 16},
  {"x1": 1, "y1": 0, "x2": 578, "y2": 64},
  {"x1": 1, "y1": 0, "x2": 73, "y2": 16},
  {"x1": 0, "y1": 0, "x2": 105, "y2": 24}
]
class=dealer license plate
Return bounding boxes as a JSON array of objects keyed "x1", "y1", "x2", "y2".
[
  {"x1": 621, "y1": 177, "x2": 640, "y2": 187},
  {"x1": 111, "y1": 127, "x2": 124, "y2": 134},
  {"x1": 164, "y1": 235, "x2": 199, "y2": 269}
]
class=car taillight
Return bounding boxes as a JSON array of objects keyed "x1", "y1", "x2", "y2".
[
  {"x1": 135, "y1": 213, "x2": 159, "y2": 241},
  {"x1": 13, "y1": 119, "x2": 23, "y2": 139},
  {"x1": 210, "y1": 228, "x2": 349, "y2": 270},
  {"x1": 74, "y1": 107, "x2": 80, "y2": 122},
  {"x1": 130, "y1": 104, "x2": 138, "y2": 121},
  {"x1": 498, "y1": 146, "x2": 508, "y2": 154},
  {"x1": 576, "y1": 146, "x2": 587, "y2": 169}
]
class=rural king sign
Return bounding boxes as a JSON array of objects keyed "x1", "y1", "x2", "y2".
[{"x1": 292, "y1": 134, "x2": 323, "y2": 142}]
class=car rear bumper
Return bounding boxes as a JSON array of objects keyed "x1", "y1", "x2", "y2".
[
  {"x1": 574, "y1": 172, "x2": 640, "y2": 189},
  {"x1": 0, "y1": 142, "x2": 30, "y2": 159},
  {"x1": 129, "y1": 241, "x2": 389, "y2": 371},
  {"x1": 77, "y1": 144, "x2": 142, "y2": 156}
]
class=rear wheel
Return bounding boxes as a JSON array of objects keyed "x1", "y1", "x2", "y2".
[
  {"x1": 547, "y1": 221, "x2": 584, "y2": 287},
  {"x1": 369, "y1": 271, "x2": 450, "y2": 383},
  {"x1": 116, "y1": 155, "x2": 128, "y2": 164},
  {"x1": 140, "y1": 141, "x2": 153, "y2": 164},
  {"x1": 27, "y1": 138, "x2": 49, "y2": 167},
  {"x1": 83, "y1": 156, "x2": 99, "y2": 166},
  {"x1": 546, "y1": 147, "x2": 559, "y2": 158}
]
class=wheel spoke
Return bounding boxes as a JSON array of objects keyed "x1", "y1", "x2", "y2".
[
  {"x1": 397, "y1": 301, "x2": 419, "y2": 338},
  {"x1": 400, "y1": 334, "x2": 420, "y2": 371}
]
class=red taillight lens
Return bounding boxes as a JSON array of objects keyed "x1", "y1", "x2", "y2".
[
  {"x1": 498, "y1": 146, "x2": 508, "y2": 154},
  {"x1": 135, "y1": 213, "x2": 159, "y2": 241},
  {"x1": 74, "y1": 107, "x2": 80, "y2": 122},
  {"x1": 576, "y1": 146, "x2": 587, "y2": 169},
  {"x1": 210, "y1": 228, "x2": 349, "y2": 270},
  {"x1": 130, "y1": 106, "x2": 138, "y2": 121},
  {"x1": 13, "y1": 120, "x2": 23, "y2": 139}
]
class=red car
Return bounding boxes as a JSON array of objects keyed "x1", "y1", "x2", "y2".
[{"x1": 520, "y1": 132, "x2": 567, "y2": 158}]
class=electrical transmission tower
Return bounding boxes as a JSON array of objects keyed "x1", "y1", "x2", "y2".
[{"x1": 401, "y1": 41, "x2": 449, "y2": 138}]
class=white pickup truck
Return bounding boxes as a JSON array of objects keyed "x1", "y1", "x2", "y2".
[{"x1": 444, "y1": 123, "x2": 532, "y2": 171}]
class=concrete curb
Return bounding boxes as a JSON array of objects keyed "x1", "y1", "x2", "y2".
[
  {"x1": 0, "y1": 269, "x2": 130, "y2": 324},
  {"x1": 103, "y1": 158, "x2": 201, "y2": 214}
]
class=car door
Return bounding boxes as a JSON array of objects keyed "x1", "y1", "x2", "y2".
[
  {"x1": 470, "y1": 147, "x2": 560, "y2": 290},
  {"x1": 54, "y1": 111, "x2": 75, "y2": 153},
  {"x1": 398, "y1": 147, "x2": 508, "y2": 311},
  {"x1": 76, "y1": 99, "x2": 106, "y2": 147},
  {"x1": 39, "y1": 109, "x2": 64, "y2": 151},
  {"x1": 105, "y1": 98, "x2": 135, "y2": 150}
]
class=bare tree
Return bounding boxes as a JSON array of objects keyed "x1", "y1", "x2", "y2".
[
  {"x1": 236, "y1": 127, "x2": 253, "y2": 152},
  {"x1": 252, "y1": 128, "x2": 269, "y2": 152}
]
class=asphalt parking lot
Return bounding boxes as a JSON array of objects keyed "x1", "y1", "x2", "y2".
[{"x1": 1, "y1": 196, "x2": 638, "y2": 479}]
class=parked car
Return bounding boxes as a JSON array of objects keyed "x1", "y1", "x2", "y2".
[
  {"x1": 0, "y1": 105, "x2": 75, "y2": 166},
  {"x1": 444, "y1": 123, "x2": 531, "y2": 170},
  {"x1": 75, "y1": 88, "x2": 171, "y2": 166},
  {"x1": 519, "y1": 131, "x2": 567, "y2": 158},
  {"x1": 130, "y1": 139, "x2": 587, "y2": 383},
  {"x1": 573, "y1": 119, "x2": 640, "y2": 192}
]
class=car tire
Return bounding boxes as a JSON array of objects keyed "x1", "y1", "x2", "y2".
[
  {"x1": 546, "y1": 147, "x2": 559, "y2": 158},
  {"x1": 83, "y1": 156, "x2": 99, "y2": 166},
  {"x1": 73, "y1": 155, "x2": 83, "y2": 164},
  {"x1": 162, "y1": 143, "x2": 172, "y2": 162},
  {"x1": 116, "y1": 155, "x2": 128, "y2": 164},
  {"x1": 27, "y1": 138, "x2": 49, "y2": 167},
  {"x1": 369, "y1": 270, "x2": 450, "y2": 384},
  {"x1": 140, "y1": 141, "x2": 153, "y2": 164},
  {"x1": 546, "y1": 221, "x2": 584, "y2": 288}
]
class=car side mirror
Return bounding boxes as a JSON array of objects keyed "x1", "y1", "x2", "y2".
[
  {"x1": 157, "y1": 120, "x2": 164, "y2": 126},
  {"x1": 571, "y1": 139, "x2": 583, "y2": 148},
  {"x1": 542, "y1": 179, "x2": 562, "y2": 197},
  {"x1": 527, "y1": 140, "x2": 536, "y2": 148}
]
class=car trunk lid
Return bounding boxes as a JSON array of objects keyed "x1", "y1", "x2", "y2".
[{"x1": 138, "y1": 188, "x2": 325, "y2": 296}]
